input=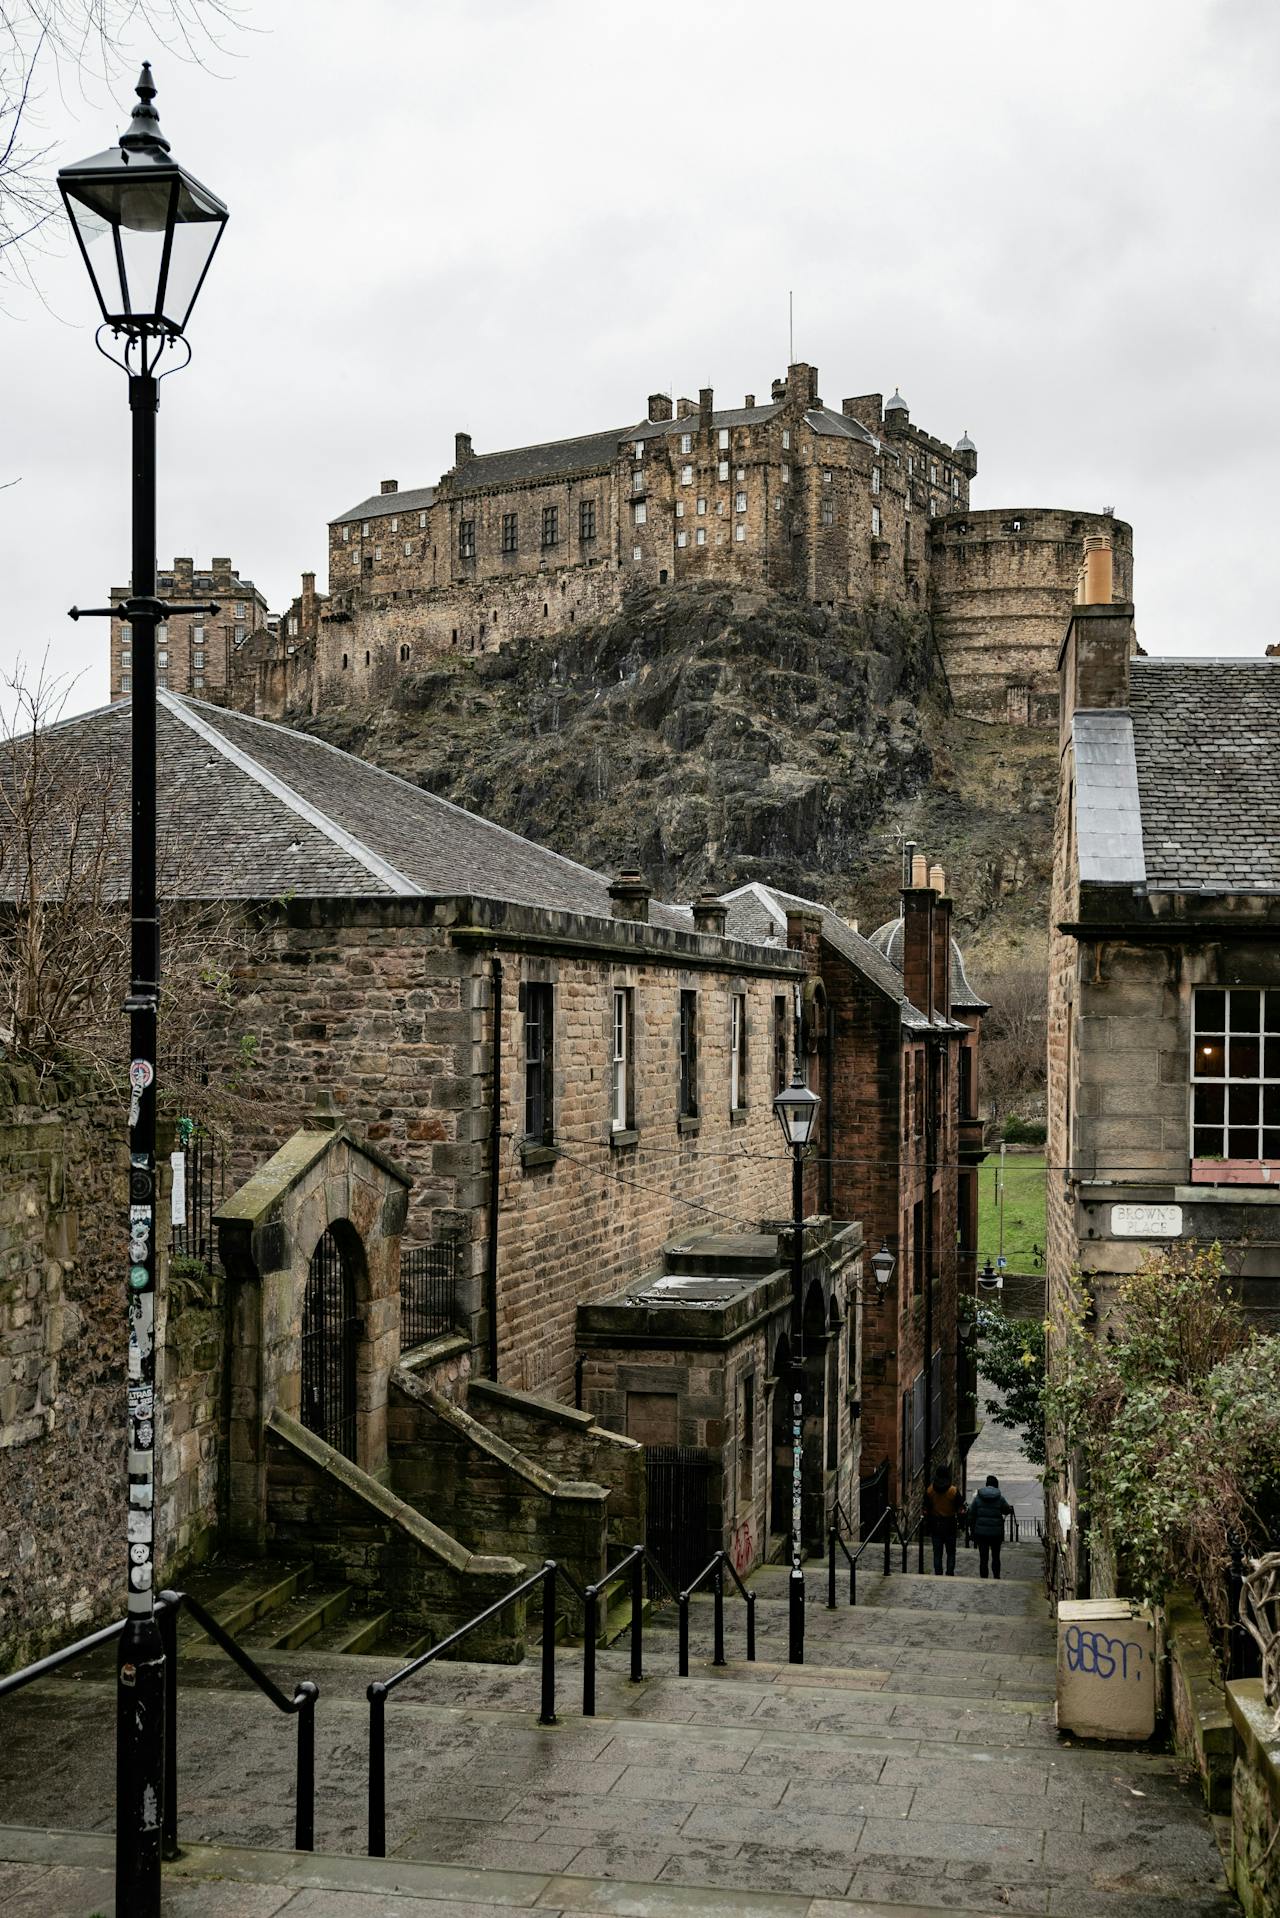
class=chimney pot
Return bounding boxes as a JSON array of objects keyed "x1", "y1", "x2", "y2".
[
  {"x1": 608, "y1": 866, "x2": 652, "y2": 924},
  {"x1": 647, "y1": 393, "x2": 673, "y2": 422},
  {"x1": 692, "y1": 893, "x2": 728, "y2": 936},
  {"x1": 910, "y1": 852, "x2": 929, "y2": 888},
  {"x1": 1079, "y1": 533, "x2": 1114, "y2": 606},
  {"x1": 928, "y1": 863, "x2": 945, "y2": 893},
  {"x1": 380, "y1": 479, "x2": 399, "y2": 495}
]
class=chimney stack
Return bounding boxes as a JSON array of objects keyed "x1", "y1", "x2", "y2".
[
  {"x1": 744, "y1": 393, "x2": 755, "y2": 409},
  {"x1": 647, "y1": 393, "x2": 673, "y2": 422},
  {"x1": 676, "y1": 396, "x2": 696, "y2": 419},
  {"x1": 901, "y1": 850, "x2": 936, "y2": 1020},
  {"x1": 380, "y1": 479, "x2": 399, "y2": 495},
  {"x1": 932, "y1": 882, "x2": 953, "y2": 1021},
  {"x1": 692, "y1": 893, "x2": 728, "y2": 936},
  {"x1": 454, "y1": 432, "x2": 473, "y2": 467},
  {"x1": 699, "y1": 387, "x2": 714, "y2": 431},
  {"x1": 608, "y1": 866, "x2": 652, "y2": 924},
  {"x1": 301, "y1": 571, "x2": 316, "y2": 624},
  {"x1": 1059, "y1": 532, "x2": 1136, "y2": 752},
  {"x1": 771, "y1": 376, "x2": 787, "y2": 402}
]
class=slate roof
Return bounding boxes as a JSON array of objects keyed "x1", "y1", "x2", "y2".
[
  {"x1": 5, "y1": 694, "x2": 691, "y2": 928},
  {"x1": 804, "y1": 407, "x2": 881, "y2": 448},
  {"x1": 632, "y1": 403, "x2": 783, "y2": 444},
  {"x1": 1073, "y1": 712, "x2": 1146, "y2": 885},
  {"x1": 332, "y1": 485, "x2": 437, "y2": 527},
  {"x1": 1126, "y1": 658, "x2": 1280, "y2": 892},
  {"x1": 450, "y1": 428, "x2": 637, "y2": 493},
  {"x1": 866, "y1": 916, "x2": 989, "y2": 1013}
]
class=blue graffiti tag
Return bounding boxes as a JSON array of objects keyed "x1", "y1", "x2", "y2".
[{"x1": 1064, "y1": 1625, "x2": 1145, "y2": 1681}]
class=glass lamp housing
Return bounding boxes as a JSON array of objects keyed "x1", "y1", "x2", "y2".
[
  {"x1": 870, "y1": 1241, "x2": 896, "y2": 1290},
  {"x1": 773, "y1": 1070, "x2": 819, "y2": 1149}
]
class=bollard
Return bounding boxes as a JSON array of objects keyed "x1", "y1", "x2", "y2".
[
  {"x1": 157, "y1": 1599, "x2": 179, "y2": 1862},
  {"x1": 713, "y1": 1559, "x2": 726, "y2": 1668},
  {"x1": 746, "y1": 1591, "x2": 756, "y2": 1663},
  {"x1": 367, "y1": 1684, "x2": 387, "y2": 1858},
  {"x1": 583, "y1": 1587, "x2": 598, "y2": 1716},
  {"x1": 295, "y1": 1682, "x2": 318, "y2": 1851},
  {"x1": 539, "y1": 1562, "x2": 558, "y2": 1726},
  {"x1": 828, "y1": 1531, "x2": 837, "y2": 1609},
  {"x1": 678, "y1": 1592, "x2": 690, "y2": 1677},
  {"x1": 630, "y1": 1552, "x2": 644, "y2": 1683},
  {"x1": 788, "y1": 1564, "x2": 804, "y2": 1665}
]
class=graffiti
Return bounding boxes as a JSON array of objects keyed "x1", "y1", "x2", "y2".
[
  {"x1": 1064, "y1": 1625, "x2": 1145, "y2": 1681},
  {"x1": 730, "y1": 1519, "x2": 754, "y2": 1575}
]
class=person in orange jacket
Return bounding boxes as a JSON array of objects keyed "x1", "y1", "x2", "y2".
[{"x1": 923, "y1": 1465, "x2": 965, "y2": 1576}]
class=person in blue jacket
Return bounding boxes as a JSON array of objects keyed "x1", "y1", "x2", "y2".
[{"x1": 968, "y1": 1474, "x2": 1013, "y2": 1579}]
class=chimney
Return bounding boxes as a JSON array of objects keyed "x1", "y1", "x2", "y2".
[
  {"x1": 211, "y1": 556, "x2": 231, "y2": 574},
  {"x1": 1058, "y1": 533, "x2": 1136, "y2": 752},
  {"x1": 608, "y1": 866, "x2": 651, "y2": 923},
  {"x1": 676, "y1": 396, "x2": 696, "y2": 420},
  {"x1": 692, "y1": 893, "x2": 728, "y2": 936},
  {"x1": 301, "y1": 572, "x2": 316, "y2": 623},
  {"x1": 174, "y1": 557, "x2": 193, "y2": 588},
  {"x1": 454, "y1": 431, "x2": 473, "y2": 466},
  {"x1": 787, "y1": 362, "x2": 820, "y2": 408},
  {"x1": 380, "y1": 479, "x2": 399, "y2": 495},
  {"x1": 928, "y1": 863, "x2": 945, "y2": 893},
  {"x1": 744, "y1": 393, "x2": 755, "y2": 408},
  {"x1": 648, "y1": 393, "x2": 673, "y2": 422},
  {"x1": 931, "y1": 872, "x2": 952, "y2": 1021},
  {"x1": 771, "y1": 377, "x2": 787, "y2": 402},
  {"x1": 901, "y1": 855, "x2": 935, "y2": 1020},
  {"x1": 699, "y1": 386, "x2": 714, "y2": 431}
]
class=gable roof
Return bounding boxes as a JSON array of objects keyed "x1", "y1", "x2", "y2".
[
  {"x1": 1127, "y1": 658, "x2": 1280, "y2": 892},
  {"x1": 5, "y1": 694, "x2": 690, "y2": 927},
  {"x1": 449, "y1": 427, "x2": 637, "y2": 493},
  {"x1": 332, "y1": 485, "x2": 437, "y2": 528}
]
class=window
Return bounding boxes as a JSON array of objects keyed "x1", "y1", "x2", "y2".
[
  {"x1": 821, "y1": 497, "x2": 834, "y2": 526},
  {"x1": 459, "y1": 518, "x2": 475, "y2": 559},
  {"x1": 730, "y1": 993, "x2": 747, "y2": 1110},
  {"x1": 158, "y1": 674, "x2": 168, "y2": 690},
  {"x1": 718, "y1": 428, "x2": 730, "y2": 449},
  {"x1": 736, "y1": 466, "x2": 745, "y2": 482},
  {"x1": 718, "y1": 460, "x2": 729, "y2": 481},
  {"x1": 930, "y1": 462, "x2": 938, "y2": 484},
  {"x1": 542, "y1": 506, "x2": 559, "y2": 547},
  {"x1": 905, "y1": 492, "x2": 911, "y2": 514},
  {"x1": 390, "y1": 516, "x2": 398, "y2": 532},
  {"x1": 420, "y1": 511, "x2": 428, "y2": 528},
  {"x1": 121, "y1": 651, "x2": 132, "y2": 667},
  {"x1": 634, "y1": 439, "x2": 645, "y2": 458},
  {"x1": 342, "y1": 525, "x2": 350, "y2": 542},
  {"x1": 193, "y1": 675, "x2": 204, "y2": 690},
  {"x1": 1192, "y1": 988, "x2": 1280, "y2": 1168},
  {"x1": 952, "y1": 476, "x2": 961, "y2": 499},
  {"x1": 234, "y1": 602, "x2": 246, "y2": 621},
  {"x1": 675, "y1": 501, "x2": 684, "y2": 517},
  {"x1": 696, "y1": 497, "x2": 706, "y2": 515},
  {"x1": 611, "y1": 987, "x2": 632, "y2": 1131},
  {"x1": 352, "y1": 551, "x2": 360, "y2": 566},
  {"x1": 524, "y1": 982, "x2": 554, "y2": 1143},
  {"x1": 502, "y1": 512, "x2": 518, "y2": 554},
  {"x1": 781, "y1": 464, "x2": 790, "y2": 483},
  {"x1": 373, "y1": 545, "x2": 382, "y2": 561},
  {"x1": 680, "y1": 431, "x2": 692, "y2": 454},
  {"x1": 822, "y1": 468, "x2": 832, "y2": 484},
  {"x1": 695, "y1": 527, "x2": 706, "y2": 545},
  {"x1": 681, "y1": 464, "x2": 693, "y2": 485},
  {"x1": 403, "y1": 539, "x2": 413, "y2": 557},
  {"x1": 782, "y1": 429, "x2": 791, "y2": 450},
  {"x1": 959, "y1": 1044, "x2": 974, "y2": 1120},
  {"x1": 633, "y1": 545, "x2": 642, "y2": 561},
  {"x1": 739, "y1": 1370, "x2": 755, "y2": 1498},
  {"x1": 194, "y1": 651, "x2": 205, "y2": 669},
  {"x1": 872, "y1": 465, "x2": 881, "y2": 495},
  {"x1": 157, "y1": 623, "x2": 168, "y2": 644},
  {"x1": 157, "y1": 651, "x2": 168, "y2": 669},
  {"x1": 120, "y1": 673, "x2": 131, "y2": 692},
  {"x1": 193, "y1": 624, "x2": 204, "y2": 643},
  {"x1": 871, "y1": 506, "x2": 881, "y2": 537},
  {"x1": 676, "y1": 530, "x2": 688, "y2": 547},
  {"x1": 580, "y1": 498, "x2": 597, "y2": 540},
  {"x1": 342, "y1": 653, "x2": 349, "y2": 669},
  {"x1": 633, "y1": 502, "x2": 647, "y2": 526},
  {"x1": 734, "y1": 523, "x2": 746, "y2": 541},
  {"x1": 907, "y1": 456, "x2": 914, "y2": 477},
  {"x1": 679, "y1": 990, "x2": 699, "y2": 1118},
  {"x1": 735, "y1": 491, "x2": 746, "y2": 512},
  {"x1": 363, "y1": 523, "x2": 370, "y2": 537},
  {"x1": 633, "y1": 470, "x2": 645, "y2": 494}
]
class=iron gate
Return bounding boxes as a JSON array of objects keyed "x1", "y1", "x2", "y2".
[
  {"x1": 171, "y1": 1120, "x2": 226, "y2": 1273},
  {"x1": 644, "y1": 1445, "x2": 716, "y2": 1596},
  {"x1": 301, "y1": 1227, "x2": 358, "y2": 1461},
  {"x1": 400, "y1": 1241, "x2": 456, "y2": 1349}
]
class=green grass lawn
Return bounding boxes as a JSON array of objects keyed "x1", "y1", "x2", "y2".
[{"x1": 976, "y1": 1152, "x2": 1046, "y2": 1270}]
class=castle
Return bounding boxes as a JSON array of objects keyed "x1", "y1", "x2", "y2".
[{"x1": 108, "y1": 361, "x2": 1132, "y2": 726}]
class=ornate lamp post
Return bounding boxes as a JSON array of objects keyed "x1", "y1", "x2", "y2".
[
  {"x1": 58, "y1": 65, "x2": 227, "y2": 1918},
  {"x1": 773, "y1": 1064, "x2": 819, "y2": 1664}
]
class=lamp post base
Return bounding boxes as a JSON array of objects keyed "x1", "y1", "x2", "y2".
[
  {"x1": 788, "y1": 1565, "x2": 805, "y2": 1664},
  {"x1": 115, "y1": 1613, "x2": 166, "y2": 1917}
]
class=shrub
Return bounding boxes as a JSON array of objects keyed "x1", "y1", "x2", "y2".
[
  {"x1": 1003, "y1": 1115, "x2": 1046, "y2": 1145},
  {"x1": 975, "y1": 1304, "x2": 1046, "y2": 1466}
]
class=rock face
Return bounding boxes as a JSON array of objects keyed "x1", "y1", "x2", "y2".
[{"x1": 298, "y1": 581, "x2": 1052, "y2": 956}]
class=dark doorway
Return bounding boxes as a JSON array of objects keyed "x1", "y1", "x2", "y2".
[
  {"x1": 770, "y1": 1335, "x2": 794, "y2": 1548},
  {"x1": 301, "y1": 1227, "x2": 359, "y2": 1461},
  {"x1": 645, "y1": 1444, "x2": 715, "y2": 1595}
]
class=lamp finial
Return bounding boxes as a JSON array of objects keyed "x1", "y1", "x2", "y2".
[{"x1": 120, "y1": 61, "x2": 171, "y2": 155}]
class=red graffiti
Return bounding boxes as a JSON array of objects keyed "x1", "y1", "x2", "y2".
[{"x1": 731, "y1": 1519, "x2": 754, "y2": 1575}]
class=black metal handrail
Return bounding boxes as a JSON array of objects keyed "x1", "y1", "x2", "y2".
[
  {"x1": 0, "y1": 1590, "x2": 318, "y2": 1856},
  {"x1": 160, "y1": 1589, "x2": 318, "y2": 1854},
  {"x1": 830, "y1": 1495, "x2": 857, "y2": 1541},
  {"x1": 678, "y1": 1549, "x2": 757, "y2": 1675},
  {"x1": 828, "y1": 1502, "x2": 898, "y2": 1608},
  {"x1": 367, "y1": 1560, "x2": 559, "y2": 1857},
  {"x1": 582, "y1": 1544, "x2": 680, "y2": 1716}
]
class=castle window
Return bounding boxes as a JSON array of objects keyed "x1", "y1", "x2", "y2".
[
  {"x1": 719, "y1": 428, "x2": 730, "y2": 449},
  {"x1": 193, "y1": 674, "x2": 204, "y2": 690},
  {"x1": 580, "y1": 498, "x2": 596, "y2": 540},
  {"x1": 679, "y1": 990, "x2": 699, "y2": 1118},
  {"x1": 907, "y1": 456, "x2": 914, "y2": 476},
  {"x1": 871, "y1": 506, "x2": 881, "y2": 537},
  {"x1": 403, "y1": 539, "x2": 412, "y2": 557},
  {"x1": 373, "y1": 545, "x2": 382, "y2": 560},
  {"x1": 930, "y1": 462, "x2": 938, "y2": 483},
  {"x1": 634, "y1": 440, "x2": 645, "y2": 458},
  {"x1": 675, "y1": 501, "x2": 684, "y2": 518},
  {"x1": 353, "y1": 550, "x2": 360, "y2": 565},
  {"x1": 400, "y1": 644, "x2": 410, "y2": 661},
  {"x1": 459, "y1": 519, "x2": 475, "y2": 558},
  {"x1": 158, "y1": 674, "x2": 168, "y2": 689},
  {"x1": 420, "y1": 511, "x2": 428, "y2": 528},
  {"x1": 716, "y1": 460, "x2": 727, "y2": 482},
  {"x1": 735, "y1": 492, "x2": 746, "y2": 512},
  {"x1": 681, "y1": 464, "x2": 693, "y2": 485},
  {"x1": 905, "y1": 491, "x2": 911, "y2": 513},
  {"x1": 633, "y1": 545, "x2": 642, "y2": 561},
  {"x1": 342, "y1": 653, "x2": 349, "y2": 669},
  {"x1": 120, "y1": 621, "x2": 132, "y2": 643},
  {"x1": 696, "y1": 527, "x2": 706, "y2": 545},
  {"x1": 872, "y1": 466, "x2": 881, "y2": 495},
  {"x1": 633, "y1": 470, "x2": 645, "y2": 493},
  {"x1": 121, "y1": 673, "x2": 131, "y2": 692},
  {"x1": 365, "y1": 650, "x2": 371, "y2": 665},
  {"x1": 390, "y1": 516, "x2": 398, "y2": 532},
  {"x1": 157, "y1": 651, "x2": 168, "y2": 669},
  {"x1": 542, "y1": 506, "x2": 559, "y2": 547},
  {"x1": 782, "y1": 464, "x2": 790, "y2": 483},
  {"x1": 194, "y1": 651, "x2": 205, "y2": 669},
  {"x1": 734, "y1": 523, "x2": 746, "y2": 542},
  {"x1": 680, "y1": 432, "x2": 692, "y2": 454},
  {"x1": 341, "y1": 525, "x2": 350, "y2": 542},
  {"x1": 611, "y1": 987, "x2": 633, "y2": 1131},
  {"x1": 821, "y1": 497, "x2": 834, "y2": 526},
  {"x1": 822, "y1": 469, "x2": 832, "y2": 484},
  {"x1": 677, "y1": 530, "x2": 688, "y2": 548},
  {"x1": 717, "y1": 499, "x2": 726, "y2": 515},
  {"x1": 931, "y1": 498, "x2": 941, "y2": 517},
  {"x1": 193, "y1": 623, "x2": 204, "y2": 643},
  {"x1": 775, "y1": 497, "x2": 783, "y2": 513},
  {"x1": 362, "y1": 524, "x2": 370, "y2": 537},
  {"x1": 782, "y1": 429, "x2": 791, "y2": 450},
  {"x1": 696, "y1": 497, "x2": 706, "y2": 515},
  {"x1": 633, "y1": 502, "x2": 647, "y2": 526},
  {"x1": 952, "y1": 476, "x2": 961, "y2": 498},
  {"x1": 502, "y1": 512, "x2": 518, "y2": 554}
]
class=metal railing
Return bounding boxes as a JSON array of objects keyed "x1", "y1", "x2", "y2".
[
  {"x1": 367, "y1": 1559, "x2": 569, "y2": 1857},
  {"x1": 678, "y1": 1550, "x2": 756, "y2": 1675},
  {"x1": 0, "y1": 1589, "x2": 319, "y2": 1856},
  {"x1": 400, "y1": 1240, "x2": 457, "y2": 1349},
  {"x1": 582, "y1": 1544, "x2": 679, "y2": 1717},
  {"x1": 1225, "y1": 1531, "x2": 1264, "y2": 1681},
  {"x1": 828, "y1": 1503, "x2": 899, "y2": 1607}
]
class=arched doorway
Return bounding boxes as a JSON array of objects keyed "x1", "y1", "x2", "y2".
[{"x1": 301, "y1": 1226, "x2": 359, "y2": 1461}]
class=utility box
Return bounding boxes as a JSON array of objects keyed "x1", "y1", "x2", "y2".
[{"x1": 1057, "y1": 1598, "x2": 1157, "y2": 1741}]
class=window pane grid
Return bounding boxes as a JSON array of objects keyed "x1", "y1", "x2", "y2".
[{"x1": 1192, "y1": 987, "x2": 1280, "y2": 1162}]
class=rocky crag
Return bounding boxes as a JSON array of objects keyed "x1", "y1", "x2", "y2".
[{"x1": 298, "y1": 583, "x2": 1054, "y2": 969}]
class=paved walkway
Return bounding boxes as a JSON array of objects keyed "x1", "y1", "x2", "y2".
[{"x1": 0, "y1": 1534, "x2": 1238, "y2": 1918}]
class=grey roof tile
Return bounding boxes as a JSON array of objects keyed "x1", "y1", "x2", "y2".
[
  {"x1": 449, "y1": 427, "x2": 636, "y2": 492},
  {"x1": 332, "y1": 484, "x2": 437, "y2": 527},
  {"x1": 1072, "y1": 711, "x2": 1146, "y2": 884}
]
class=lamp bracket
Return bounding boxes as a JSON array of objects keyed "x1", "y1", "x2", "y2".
[{"x1": 68, "y1": 599, "x2": 222, "y2": 623}]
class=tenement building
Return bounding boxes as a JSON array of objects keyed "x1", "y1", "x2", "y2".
[
  {"x1": 1045, "y1": 537, "x2": 1280, "y2": 1598},
  {"x1": 108, "y1": 556, "x2": 269, "y2": 703}
]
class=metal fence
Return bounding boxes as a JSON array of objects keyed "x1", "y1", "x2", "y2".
[
  {"x1": 170, "y1": 1122, "x2": 225, "y2": 1273},
  {"x1": 400, "y1": 1241, "x2": 457, "y2": 1349}
]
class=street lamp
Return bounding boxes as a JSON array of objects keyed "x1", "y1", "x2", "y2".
[
  {"x1": 58, "y1": 65, "x2": 227, "y2": 1918},
  {"x1": 870, "y1": 1239, "x2": 896, "y2": 1293},
  {"x1": 773, "y1": 1064, "x2": 819, "y2": 1664}
]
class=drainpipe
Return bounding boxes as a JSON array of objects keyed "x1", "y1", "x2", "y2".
[
  {"x1": 487, "y1": 956, "x2": 503, "y2": 1381},
  {"x1": 823, "y1": 1009, "x2": 835, "y2": 1216},
  {"x1": 920, "y1": 1037, "x2": 938, "y2": 1569}
]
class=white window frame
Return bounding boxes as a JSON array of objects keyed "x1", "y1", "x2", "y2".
[
  {"x1": 633, "y1": 471, "x2": 645, "y2": 493},
  {"x1": 680, "y1": 432, "x2": 692, "y2": 454},
  {"x1": 872, "y1": 505, "x2": 881, "y2": 537},
  {"x1": 695, "y1": 526, "x2": 706, "y2": 545},
  {"x1": 342, "y1": 525, "x2": 350, "y2": 542},
  {"x1": 611, "y1": 988, "x2": 631, "y2": 1131},
  {"x1": 718, "y1": 460, "x2": 729, "y2": 482},
  {"x1": 633, "y1": 501, "x2": 647, "y2": 526},
  {"x1": 782, "y1": 429, "x2": 791, "y2": 450},
  {"x1": 403, "y1": 539, "x2": 413, "y2": 556},
  {"x1": 730, "y1": 993, "x2": 747, "y2": 1111},
  {"x1": 734, "y1": 523, "x2": 746, "y2": 542},
  {"x1": 634, "y1": 439, "x2": 645, "y2": 458},
  {"x1": 390, "y1": 516, "x2": 398, "y2": 532},
  {"x1": 675, "y1": 500, "x2": 684, "y2": 517},
  {"x1": 676, "y1": 529, "x2": 688, "y2": 548},
  {"x1": 735, "y1": 491, "x2": 747, "y2": 513},
  {"x1": 681, "y1": 463, "x2": 693, "y2": 485},
  {"x1": 872, "y1": 466, "x2": 881, "y2": 495},
  {"x1": 696, "y1": 497, "x2": 706, "y2": 515},
  {"x1": 632, "y1": 544, "x2": 642, "y2": 561}
]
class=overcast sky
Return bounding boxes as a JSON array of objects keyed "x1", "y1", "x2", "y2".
[{"x1": 3, "y1": 0, "x2": 1277, "y2": 718}]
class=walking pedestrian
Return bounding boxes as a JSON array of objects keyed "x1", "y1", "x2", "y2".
[
  {"x1": 923, "y1": 1465, "x2": 964, "y2": 1576},
  {"x1": 968, "y1": 1473, "x2": 1013, "y2": 1579}
]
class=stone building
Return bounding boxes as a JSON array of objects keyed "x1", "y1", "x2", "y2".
[
  {"x1": 717, "y1": 865, "x2": 987, "y2": 1526},
  {"x1": 108, "y1": 556, "x2": 269, "y2": 704},
  {"x1": 1045, "y1": 538, "x2": 1280, "y2": 1596}
]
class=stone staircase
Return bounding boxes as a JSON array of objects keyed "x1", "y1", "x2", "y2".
[
  {"x1": 0, "y1": 1538, "x2": 1241, "y2": 1916},
  {"x1": 176, "y1": 1555, "x2": 432, "y2": 1661}
]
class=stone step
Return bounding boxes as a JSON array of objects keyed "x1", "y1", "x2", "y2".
[
  {"x1": 177, "y1": 1561, "x2": 307, "y2": 1639},
  {"x1": 306, "y1": 1606, "x2": 396, "y2": 1655},
  {"x1": 238, "y1": 1581, "x2": 354, "y2": 1652}
]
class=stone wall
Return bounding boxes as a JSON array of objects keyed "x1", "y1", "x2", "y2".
[
  {"x1": 1166, "y1": 1586, "x2": 1233, "y2": 1813},
  {"x1": 466, "y1": 1377, "x2": 644, "y2": 1548},
  {"x1": 1228, "y1": 1678, "x2": 1280, "y2": 1917}
]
